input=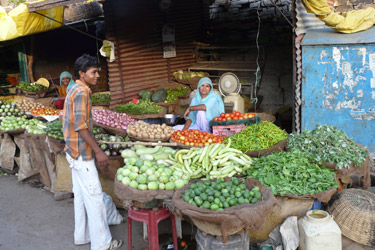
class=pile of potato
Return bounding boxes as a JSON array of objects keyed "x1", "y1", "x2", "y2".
[
  {"x1": 127, "y1": 121, "x2": 175, "y2": 140},
  {"x1": 14, "y1": 99, "x2": 45, "y2": 112}
]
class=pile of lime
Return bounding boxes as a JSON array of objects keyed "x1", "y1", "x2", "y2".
[{"x1": 183, "y1": 177, "x2": 262, "y2": 211}]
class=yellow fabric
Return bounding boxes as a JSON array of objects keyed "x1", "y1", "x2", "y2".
[
  {"x1": 302, "y1": 0, "x2": 375, "y2": 33},
  {"x1": 0, "y1": 0, "x2": 63, "y2": 42},
  {"x1": 0, "y1": 7, "x2": 17, "y2": 41},
  {"x1": 58, "y1": 85, "x2": 67, "y2": 97}
]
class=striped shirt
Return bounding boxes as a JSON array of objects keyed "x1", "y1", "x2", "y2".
[{"x1": 62, "y1": 80, "x2": 93, "y2": 161}]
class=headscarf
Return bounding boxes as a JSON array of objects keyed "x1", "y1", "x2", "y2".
[
  {"x1": 187, "y1": 77, "x2": 224, "y2": 125},
  {"x1": 59, "y1": 71, "x2": 75, "y2": 92}
]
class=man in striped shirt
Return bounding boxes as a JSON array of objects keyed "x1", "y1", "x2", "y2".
[{"x1": 63, "y1": 54, "x2": 122, "y2": 250}]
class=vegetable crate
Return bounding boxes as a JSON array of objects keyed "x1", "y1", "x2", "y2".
[{"x1": 212, "y1": 124, "x2": 245, "y2": 137}]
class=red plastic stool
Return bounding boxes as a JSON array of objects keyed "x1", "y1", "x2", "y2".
[{"x1": 127, "y1": 206, "x2": 178, "y2": 250}]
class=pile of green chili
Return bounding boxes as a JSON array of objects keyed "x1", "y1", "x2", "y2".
[{"x1": 224, "y1": 121, "x2": 288, "y2": 152}]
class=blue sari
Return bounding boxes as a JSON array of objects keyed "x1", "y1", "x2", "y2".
[{"x1": 187, "y1": 77, "x2": 224, "y2": 125}]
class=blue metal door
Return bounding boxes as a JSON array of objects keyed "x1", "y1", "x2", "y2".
[{"x1": 302, "y1": 28, "x2": 375, "y2": 156}]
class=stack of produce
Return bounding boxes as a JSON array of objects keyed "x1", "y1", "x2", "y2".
[
  {"x1": 127, "y1": 121, "x2": 175, "y2": 140},
  {"x1": 30, "y1": 107, "x2": 60, "y2": 116},
  {"x1": 171, "y1": 129, "x2": 225, "y2": 146},
  {"x1": 45, "y1": 120, "x2": 64, "y2": 140},
  {"x1": 225, "y1": 121, "x2": 287, "y2": 152},
  {"x1": 93, "y1": 127, "x2": 101, "y2": 134},
  {"x1": 168, "y1": 139, "x2": 252, "y2": 179},
  {"x1": 117, "y1": 145, "x2": 190, "y2": 190},
  {"x1": 139, "y1": 87, "x2": 189, "y2": 103},
  {"x1": 0, "y1": 116, "x2": 42, "y2": 131},
  {"x1": 92, "y1": 109, "x2": 136, "y2": 130},
  {"x1": 0, "y1": 101, "x2": 25, "y2": 117},
  {"x1": 14, "y1": 99, "x2": 45, "y2": 112},
  {"x1": 91, "y1": 93, "x2": 111, "y2": 105},
  {"x1": 247, "y1": 150, "x2": 338, "y2": 196},
  {"x1": 173, "y1": 70, "x2": 207, "y2": 82},
  {"x1": 18, "y1": 81, "x2": 47, "y2": 92},
  {"x1": 183, "y1": 178, "x2": 262, "y2": 210},
  {"x1": 165, "y1": 86, "x2": 189, "y2": 103},
  {"x1": 212, "y1": 111, "x2": 256, "y2": 122},
  {"x1": 25, "y1": 120, "x2": 46, "y2": 135},
  {"x1": 114, "y1": 99, "x2": 163, "y2": 115},
  {"x1": 95, "y1": 133, "x2": 130, "y2": 157},
  {"x1": 288, "y1": 124, "x2": 368, "y2": 169}
]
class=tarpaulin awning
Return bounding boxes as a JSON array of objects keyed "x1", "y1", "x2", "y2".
[
  {"x1": 0, "y1": 0, "x2": 64, "y2": 42},
  {"x1": 302, "y1": 0, "x2": 375, "y2": 33}
]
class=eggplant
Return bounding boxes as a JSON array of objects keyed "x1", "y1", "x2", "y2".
[
  {"x1": 100, "y1": 143, "x2": 108, "y2": 151},
  {"x1": 104, "y1": 150, "x2": 111, "y2": 156},
  {"x1": 113, "y1": 144, "x2": 120, "y2": 150},
  {"x1": 111, "y1": 150, "x2": 118, "y2": 156},
  {"x1": 109, "y1": 135, "x2": 117, "y2": 142},
  {"x1": 94, "y1": 134, "x2": 101, "y2": 140}
]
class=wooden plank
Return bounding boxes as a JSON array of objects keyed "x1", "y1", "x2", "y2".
[
  {"x1": 27, "y1": 0, "x2": 95, "y2": 12},
  {"x1": 189, "y1": 62, "x2": 258, "y2": 72}
]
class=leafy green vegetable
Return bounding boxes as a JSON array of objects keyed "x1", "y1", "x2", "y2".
[
  {"x1": 288, "y1": 124, "x2": 367, "y2": 169},
  {"x1": 247, "y1": 150, "x2": 338, "y2": 196},
  {"x1": 114, "y1": 100, "x2": 163, "y2": 115},
  {"x1": 165, "y1": 86, "x2": 189, "y2": 103},
  {"x1": 224, "y1": 121, "x2": 288, "y2": 152},
  {"x1": 91, "y1": 93, "x2": 111, "y2": 104},
  {"x1": 18, "y1": 81, "x2": 47, "y2": 92}
]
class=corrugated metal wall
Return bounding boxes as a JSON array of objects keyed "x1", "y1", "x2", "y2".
[{"x1": 104, "y1": 0, "x2": 204, "y2": 109}]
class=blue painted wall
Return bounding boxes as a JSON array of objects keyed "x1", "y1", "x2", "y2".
[{"x1": 302, "y1": 28, "x2": 375, "y2": 157}]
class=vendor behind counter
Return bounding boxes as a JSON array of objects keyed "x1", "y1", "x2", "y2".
[{"x1": 174, "y1": 77, "x2": 224, "y2": 133}]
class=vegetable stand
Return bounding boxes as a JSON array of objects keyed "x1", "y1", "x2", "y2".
[{"x1": 0, "y1": 99, "x2": 371, "y2": 249}]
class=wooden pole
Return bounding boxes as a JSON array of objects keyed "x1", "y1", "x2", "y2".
[{"x1": 98, "y1": 141, "x2": 178, "y2": 147}]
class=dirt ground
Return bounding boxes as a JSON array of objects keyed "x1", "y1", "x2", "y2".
[
  {"x1": 0, "y1": 174, "x2": 373, "y2": 250},
  {"x1": 0, "y1": 175, "x2": 196, "y2": 250}
]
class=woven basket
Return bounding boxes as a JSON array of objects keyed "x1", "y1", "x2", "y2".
[{"x1": 327, "y1": 189, "x2": 375, "y2": 247}]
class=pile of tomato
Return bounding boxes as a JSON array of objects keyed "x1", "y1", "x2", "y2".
[
  {"x1": 213, "y1": 111, "x2": 256, "y2": 122},
  {"x1": 30, "y1": 107, "x2": 60, "y2": 116},
  {"x1": 171, "y1": 129, "x2": 225, "y2": 147}
]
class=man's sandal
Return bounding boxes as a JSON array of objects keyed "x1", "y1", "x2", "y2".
[{"x1": 107, "y1": 239, "x2": 123, "y2": 250}]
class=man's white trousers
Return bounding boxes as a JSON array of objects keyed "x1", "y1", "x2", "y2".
[{"x1": 66, "y1": 154, "x2": 112, "y2": 250}]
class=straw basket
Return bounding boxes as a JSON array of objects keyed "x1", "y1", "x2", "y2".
[{"x1": 327, "y1": 189, "x2": 375, "y2": 247}]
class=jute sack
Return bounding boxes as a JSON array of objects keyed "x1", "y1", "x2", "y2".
[
  {"x1": 248, "y1": 196, "x2": 314, "y2": 243},
  {"x1": 173, "y1": 178, "x2": 277, "y2": 242}
]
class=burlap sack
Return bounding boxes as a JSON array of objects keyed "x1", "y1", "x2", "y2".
[
  {"x1": 249, "y1": 195, "x2": 315, "y2": 243},
  {"x1": 46, "y1": 136, "x2": 65, "y2": 155},
  {"x1": 172, "y1": 178, "x2": 277, "y2": 242},
  {"x1": 114, "y1": 178, "x2": 174, "y2": 204},
  {"x1": 320, "y1": 156, "x2": 371, "y2": 189},
  {"x1": 97, "y1": 156, "x2": 124, "y2": 180},
  {"x1": 281, "y1": 188, "x2": 337, "y2": 203},
  {"x1": 246, "y1": 139, "x2": 287, "y2": 158},
  {"x1": 24, "y1": 132, "x2": 54, "y2": 187}
]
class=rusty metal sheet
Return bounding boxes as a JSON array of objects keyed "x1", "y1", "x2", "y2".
[{"x1": 104, "y1": 0, "x2": 203, "y2": 108}]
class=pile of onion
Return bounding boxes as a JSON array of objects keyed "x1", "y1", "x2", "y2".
[{"x1": 93, "y1": 109, "x2": 136, "y2": 130}]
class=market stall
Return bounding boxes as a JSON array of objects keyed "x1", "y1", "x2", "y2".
[{"x1": 0, "y1": 75, "x2": 372, "y2": 250}]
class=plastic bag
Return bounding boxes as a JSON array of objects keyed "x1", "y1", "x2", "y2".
[
  {"x1": 259, "y1": 216, "x2": 299, "y2": 250},
  {"x1": 103, "y1": 192, "x2": 124, "y2": 225}
]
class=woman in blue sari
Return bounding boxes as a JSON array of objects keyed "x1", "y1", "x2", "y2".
[{"x1": 174, "y1": 77, "x2": 224, "y2": 132}]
